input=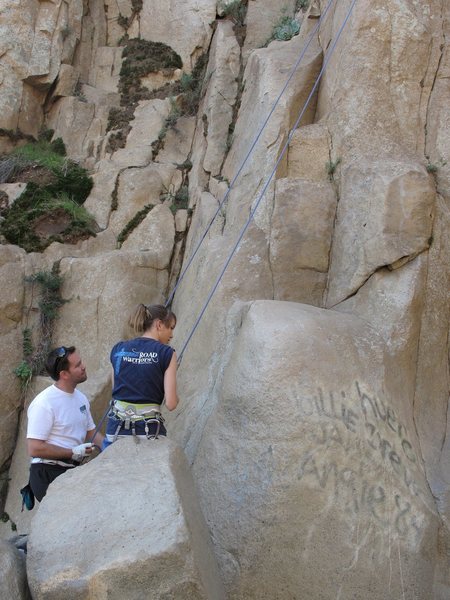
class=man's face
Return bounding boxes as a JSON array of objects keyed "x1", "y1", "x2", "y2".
[{"x1": 64, "y1": 351, "x2": 87, "y2": 385}]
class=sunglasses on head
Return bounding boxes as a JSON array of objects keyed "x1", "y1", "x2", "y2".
[{"x1": 54, "y1": 346, "x2": 69, "y2": 376}]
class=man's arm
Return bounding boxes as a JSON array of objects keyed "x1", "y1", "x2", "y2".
[
  {"x1": 86, "y1": 429, "x2": 104, "y2": 450},
  {"x1": 27, "y1": 438, "x2": 76, "y2": 460}
]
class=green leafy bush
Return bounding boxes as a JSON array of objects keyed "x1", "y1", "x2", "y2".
[
  {"x1": 1, "y1": 185, "x2": 96, "y2": 252},
  {"x1": 0, "y1": 136, "x2": 95, "y2": 251},
  {"x1": 13, "y1": 361, "x2": 33, "y2": 389}
]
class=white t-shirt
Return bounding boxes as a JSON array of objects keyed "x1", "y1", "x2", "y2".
[{"x1": 27, "y1": 385, "x2": 95, "y2": 449}]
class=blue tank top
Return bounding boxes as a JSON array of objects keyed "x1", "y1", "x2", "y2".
[{"x1": 110, "y1": 337, "x2": 174, "y2": 405}]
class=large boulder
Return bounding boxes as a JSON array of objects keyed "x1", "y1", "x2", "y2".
[
  {"x1": 193, "y1": 300, "x2": 440, "y2": 599},
  {"x1": 27, "y1": 438, "x2": 226, "y2": 600},
  {"x1": 1, "y1": 372, "x2": 111, "y2": 540},
  {"x1": 0, "y1": 539, "x2": 29, "y2": 599}
]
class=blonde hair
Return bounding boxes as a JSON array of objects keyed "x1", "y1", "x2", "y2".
[{"x1": 128, "y1": 304, "x2": 176, "y2": 335}]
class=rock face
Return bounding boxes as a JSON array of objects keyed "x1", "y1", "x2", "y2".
[
  {"x1": 27, "y1": 438, "x2": 226, "y2": 600},
  {"x1": 0, "y1": 246, "x2": 27, "y2": 468},
  {"x1": 194, "y1": 301, "x2": 440, "y2": 599},
  {"x1": 1, "y1": 0, "x2": 450, "y2": 598}
]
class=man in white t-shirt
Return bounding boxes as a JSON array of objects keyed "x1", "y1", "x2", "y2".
[{"x1": 27, "y1": 346, "x2": 104, "y2": 502}]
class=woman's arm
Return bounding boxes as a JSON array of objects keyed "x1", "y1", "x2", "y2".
[{"x1": 164, "y1": 352, "x2": 179, "y2": 410}]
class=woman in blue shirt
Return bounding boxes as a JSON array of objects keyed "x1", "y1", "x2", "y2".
[{"x1": 104, "y1": 304, "x2": 179, "y2": 445}]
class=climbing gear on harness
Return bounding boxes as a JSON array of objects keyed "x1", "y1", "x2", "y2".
[
  {"x1": 109, "y1": 400, "x2": 164, "y2": 441},
  {"x1": 20, "y1": 483, "x2": 35, "y2": 511}
]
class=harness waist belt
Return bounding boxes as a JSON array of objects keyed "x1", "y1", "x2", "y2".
[
  {"x1": 113, "y1": 400, "x2": 163, "y2": 419},
  {"x1": 31, "y1": 457, "x2": 76, "y2": 468}
]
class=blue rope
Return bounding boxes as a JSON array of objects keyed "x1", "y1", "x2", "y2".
[
  {"x1": 165, "y1": 0, "x2": 337, "y2": 307},
  {"x1": 177, "y1": 0, "x2": 357, "y2": 364}
]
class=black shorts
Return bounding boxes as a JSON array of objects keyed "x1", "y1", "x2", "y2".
[{"x1": 29, "y1": 463, "x2": 74, "y2": 502}]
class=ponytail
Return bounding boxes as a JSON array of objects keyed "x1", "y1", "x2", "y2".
[{"x1": 128, "y1": 304, "x2": 176, "y2": 335}]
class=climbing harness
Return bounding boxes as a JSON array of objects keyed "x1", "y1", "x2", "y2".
[
  {"x1": 176, "y1": 0, "x2": 358, "y2": 365},
  {"x1": 108, "y1": 400, "x2": 165, "y2": 442}
]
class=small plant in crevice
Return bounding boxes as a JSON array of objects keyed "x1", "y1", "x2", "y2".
[
  {"x1": 73, "y1": 80, "x2": 87, "y2": 103},
  {"x1": 175, "y1": 159, "x2": 192, "y2": 172},
  {"x1": 295, "y1": 0, "x2": 310, "y2": 10},
  {"x1": 220, "y1": 0, "x2": 247, "y2": 26},
  {"x1": 14, "y1": 266, "x2": 67, "y2": 391},
  {"x1": 13, "y1": 361, "x2": 33, "y2": 390},
  {"x1": 117, "y1": 0, "x2": 143, "y2": 30},
  {"x1": 117, "y1": 204, "x2": 155, "y2": 246},
  {"x1": 60, "y1": 24, "x2": 72, "y2": 41},
  {"x1": 176, "y1": 52, "x2": 209, "y2": 118},
  {"x1": 425, "y1": 157, "x2": 447, "y2": 174},
  {"x1": 266, "y1": 15, "x2": 300, "y2": 44},
  {"x1": 151, "y1": 97, "x2": 182, "y2": 159},
  {"x1": 326, "y1": 157, "x2": 341, "y2": 180},
  {"x1": 219, "y1": 0, "x2": 248, "y2": 46},
  {"x1": 160, "y1": 182, "x2": 190, "y2": 215},
  {"x1": 171, "y1": 185, "x2": 189, "y2": 214},
  {"x1": 13, "y1": 327, "x2": 33, "y2": 390},
  {"x1": 119, "y1": 39, "x2": 182, "y2": 107},
  {"x1": 111, "y1": 175, "x2": 120, "y2": 211}
]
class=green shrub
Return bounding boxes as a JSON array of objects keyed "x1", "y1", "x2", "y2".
[
  {"x1": 50, "y1": 137, "x2": 67, "y2": 156},
  {"x1": 0, "y1": 135, "x2": 94, "y2": 251},
  {"x1": 7, "y1": 140, "x2": 92, "y2": 203},
  {"x1": 0, "y1": 185, "x2": 96, "y2": 252},
  {"x1": 119, "y1": 39, "x2": 182, "y2": 106},
  {"x1": 12, "y1": 140, "x2": 66, "y2": 171},
  {"x1": 13, "y1": 361, "x2": 33, "y2": 389}
]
